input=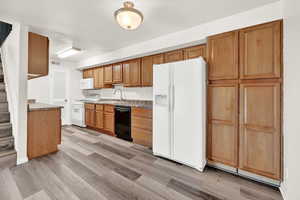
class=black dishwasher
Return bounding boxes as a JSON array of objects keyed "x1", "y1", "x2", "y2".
[{"x1": 115, "y1": 106, "x2": 132, "y2": 142}]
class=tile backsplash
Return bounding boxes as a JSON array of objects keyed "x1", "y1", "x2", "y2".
[{"x1": 83, "y1": 86, "x2": 153, "y2": 101}]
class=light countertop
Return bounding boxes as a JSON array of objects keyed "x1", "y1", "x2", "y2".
[
  {"x1": 80, "y1": 99, "x2": 153, "y2": 109},
  {"x1": 28, "y1": 103, "x2": 63, "y2": 111}
]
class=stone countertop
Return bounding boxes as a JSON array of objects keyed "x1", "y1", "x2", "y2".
[
  {"x1": 28, "y1": 103, "x2": 63, "y2": 111},
  {"x1": 81, "y1": 99, "x2": 153, "y2": 109}
]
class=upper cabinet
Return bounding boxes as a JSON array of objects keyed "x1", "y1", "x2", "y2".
[
  {"x1": 208, "y1": 31, "x2": 239, "y2": 80},
  {"x1": 184, "y1": 45, "x2": 207, "y2": 60},
  {"x1": 94, "y1": 67, "x2": 105, "y2": 89},
  {"x1": 141, "y1": 54, "x2": 164, "y2": 87},
  {"x1": 164, "y1": 50, "x2": 183, "y2": 63},
  {"x1": 112, "y1": 63, "x2": 123, "y2": 84},
  {"x1": 239, "y1": 21, "x2": 282, "y2": 79},
  {"x1": 83, "y1": 69, "x2": 94, "y2": 79},
  {"x1": 104, "y1": 65, "x2": 113, "y2": 84},
  {"x1": 28, "y1": 32, "x2": 49, "y2": 79},
  {"x1": 122, "y1": 59, "x2": 141, "y2": 87},
  {"x1": 207, "y1": 20, "x2": 282, "y2": 81}
]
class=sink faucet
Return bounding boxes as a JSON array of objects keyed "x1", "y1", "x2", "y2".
[{"x1": 113, "y1": 88, "x2": 124, "y2": 100}]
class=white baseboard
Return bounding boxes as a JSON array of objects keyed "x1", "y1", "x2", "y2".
[
  {"x1": 17, "y1": 156, "x2": 28, "y2": 165},
  {"x1": 280, "y1": 182, "x2": 288, "y2": 200}
]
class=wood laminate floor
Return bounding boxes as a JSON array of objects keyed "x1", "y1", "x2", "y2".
[{"x1": 0, "y1": 126, "x2": 283, "y2": 200}]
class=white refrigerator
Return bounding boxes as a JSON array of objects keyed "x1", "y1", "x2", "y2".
[{"x1": 153, "y1": 57, "x2": 206, "y2": 171}]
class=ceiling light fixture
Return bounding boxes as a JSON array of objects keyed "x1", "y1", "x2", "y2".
[
  {"x1": 57, "y1": 47, "x2": 81, "y2": 58},
  {"x1": 114, "y1": 1, "x2": 143, "y2": 30}
]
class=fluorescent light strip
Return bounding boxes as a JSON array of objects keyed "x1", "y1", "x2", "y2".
[{"x1": 57, "y1": 47, "x2": 81, "y2": 58}]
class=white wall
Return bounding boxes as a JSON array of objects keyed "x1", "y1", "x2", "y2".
[
  {"x1": 79, "y1": 1, "x2": 283, "y2": 68},
  {"x1": 281, "y1": 0, "x2": 300, "y2": 199},
  {"x1": 28, "y1": 61, "x2": 84, "y2": 125},
  {"x1": 0, "y1": 21, "x2": 28, "y2": 164},
  {"x1": 84, "y1": 86, "x2": 152, "y2": 101}
]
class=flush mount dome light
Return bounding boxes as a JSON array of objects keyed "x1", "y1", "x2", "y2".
[{"x1": 114, "y1": 1, "x2": 143, "y2": 30}]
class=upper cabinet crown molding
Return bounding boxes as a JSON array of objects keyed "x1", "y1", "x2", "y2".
[
  {"x1": 208, "y1": 31, "x2": 239, "y2": 81},
  {"x1": 28, "y1": 32, "x2": 49, "y2": 79},
  {"x1": 239, "y1": 20, "x2": 282, "y2": 79}
]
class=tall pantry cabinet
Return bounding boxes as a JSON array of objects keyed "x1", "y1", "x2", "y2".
[{"x1": 207, "y1": 20, "x2": 282, "y2": 181}]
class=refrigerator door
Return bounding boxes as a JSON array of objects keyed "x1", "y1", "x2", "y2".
[
  {"x1": 153, "y1": 63, "x2": 172, "y2": 158},
  {"x1": 172, "y1": 58, "x2": 207, "y2": 171}
]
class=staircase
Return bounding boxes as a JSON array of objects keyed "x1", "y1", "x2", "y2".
[{"x1": 0, "y1": 54, "x2": 16, "y2": 169}]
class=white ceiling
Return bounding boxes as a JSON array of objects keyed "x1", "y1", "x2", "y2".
[{"x1": 0, "y1": 0, "x2": 278, "y2": 62}]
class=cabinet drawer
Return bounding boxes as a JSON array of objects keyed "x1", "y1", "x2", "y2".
[
  {"x1": 132, "y1": 128, "x2": 152, "y2": 148},
  {"x1": 104, "y1": 104, "x2": 114, "y2": 113},
  {"x1": 132, "y1": 117, "x2": 152, "y2": 131},
  {"x1": 95, "y1": 104, "x2": 104, "y2": 111},
  {"x1": 132, "y1": 107, "x2": 152, "y2": 118},
  {"x1": 85, "y1": 103, "x2": 95, "y2": 110}
]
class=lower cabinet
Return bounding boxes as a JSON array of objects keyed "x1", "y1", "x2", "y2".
[
  {"x1": 131, "y1": 107, "x2": 153, "y2": 147},
  {"x1": 104, "y1": 112, "x2": 115, "y2": 135},
  {"x1": 85, "y1": 106, "x2": 95, "y2": 128},
  {"x1": 207, "y1": 81, "x2": 282, "y2": 180},
  {"x1": 27, "y1": 108, "x2": 61, "y2": 159},
  {"x1": 239, "y1": 82, "x2": 281, "y2": 180},
  {"x1": 207, "y1": 83, "x2": 239, "y2": 167},
  {"x1": 95, "y1": 110, "x2": 104, "y2": 129},
  {"x1": 85, "y1": 103, "x2": 115, "y2": 135}
]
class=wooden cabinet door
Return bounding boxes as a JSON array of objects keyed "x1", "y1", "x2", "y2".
[
  {"x1": 28, "y1": 32, "x2": 49, "y2": 77},
  {"x1": 104, "y1": 65, "x2": 113, "y2": 84},
  {"x1": 141, "y1": 56, "x2": 152, "y2": 87},
  {"x1": 184, "y1": 45, "x2": 206, "y2": 60},
  {"x1": 113, "y1": 63, "x2": 123, "y2": 83},
  {"x1": 130, "y1": 59, "x2": 141, "y2": 86},
  {"x1": 164, "y1": 50, "x2": 183, "y2": 63},
  {"x1": 240, "y1": 21, "x2": 282, "y2": 79},
  {"x1": 207, "y1": 83, "x2": 239, "y2": 167},
  {"x1": 85, "y1": 109, "x2": 95, "y2": 127},
  {"x1": 83, "y1": 70, "x2": 89, "y2": 79},
  {"x1": 95, "y1": 110, "x2": 104, "y2": 129},
  {"x1": 153, "y1": 53, "x2": 164, "y2": 65},
  {"x1": 141, "y1": 54, "x2": 164, "y2": 87},
  {"x1": 98, "y1": 67, "x2": 104, "y2": 88},
  {"x1": 208, "y1": 31, "x2": 239, "y2": 80},
  {"x1": 122, "y1": 62, "x2": 130, "y2": 86},
  {"x1": 104, "y1": 112, "x2": 115, "y2": 135},
  {"x1": 93, "y1": 68, "x2": 100, "y2": 89},
  {"x1": 239, "y1": 82, "x2": 281, "y2": 180}
]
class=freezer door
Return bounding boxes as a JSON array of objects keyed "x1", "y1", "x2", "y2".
[
  {"x1": 172, "y1": 58, "x2": 206, "y2": 171},
  {"x1": 153, "y1": 63, "x2": 171, "y2": 158}
]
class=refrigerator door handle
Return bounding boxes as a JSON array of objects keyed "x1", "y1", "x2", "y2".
[
  {"x1": 168, "y1": 84, "x2": 172, "y2": 112},
  {"x1": 172, "y1": 85, "x2": 175, "y2": 111}
]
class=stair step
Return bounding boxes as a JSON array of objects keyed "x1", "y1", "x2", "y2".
[
  {"x1": 0, "y1": 102, "x2": 8, "y2": 112},
  {"x1": 0, "y1": 92, "x2": 6, "y2": 102},
  {"x1": 0, "y1": 112, "x2": 9, "y2": 123},
  {"x1": 0, "y1": 149, "x2": 15, "y2": 159},
  {"x1": 0, "y1": 83, "x2": 5, "y2": 91},
  {"x1": 0, "y1": 123, "x2": 12, "y2": 138},
  {"x1": 0, "y1": 136, "x2": 14, "y2": 152}
]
